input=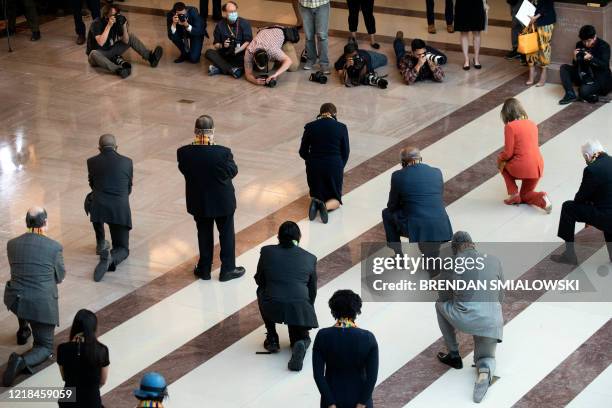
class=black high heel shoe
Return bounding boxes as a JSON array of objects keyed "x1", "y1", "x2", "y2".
[{"x1": 473, "y1": 59, "x2": 482, "y2": 69}]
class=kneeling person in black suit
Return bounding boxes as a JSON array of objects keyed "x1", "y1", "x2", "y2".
[
  {"x1": 255, "y1": 221, "x2": 318, "y2": 371},
  {"x1": 177, "y1": 115, "x2": 245, "y2": 282},
  {"x1": 87, "y1": 134, "x2": 133, "y2": 282}
]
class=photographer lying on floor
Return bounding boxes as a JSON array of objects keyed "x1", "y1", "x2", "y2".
[
  {"x1": 87, "y1": 5, "x2": 163, "y2": 78},
  {"x1": 334, "y1": 42, "x2": 388, "y2": 89},
  {"x1": 394, "y1": 32, "x2": 446, "y2": 85}
]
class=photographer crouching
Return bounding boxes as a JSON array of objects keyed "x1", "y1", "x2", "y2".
[
  {"x1": 87, "y1": 5, "x2": 163, "y2": 78},
  {"x1": 244, "y1": 27, "x2": 300, "y2": 87},
  {"x1": 559, "y1": 25, "x2": 611, "y2": 105},
  {"x1": 334, "y1": 42, "x2": 388, "y2": 89},
  {"x1": 167, "y1": 2, "x2": 206, "y2": 64},
  {"x1": 394, "y1": 32, "x2": 446, "y2": 85},
  {"x1": 204, "y1": 1, "x2": 253, "y2": 78}
]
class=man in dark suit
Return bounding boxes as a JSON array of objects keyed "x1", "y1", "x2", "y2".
[
  {"x1": 382, "y1": 146, "x2": 453, "y2": 262},
  {"x1": 3, "y1": 208, "x2": 65, "y2": 386},
  {"x1": 167, "y1": 2, "x2": 206, "y2": 64},
  {"x1": 177, "y1": 115, "x2": 245, "y2": 282},
  {"x1": 254, "y1": 221, "x2": 317, "y2": 371},
  {"x1": 552, "y1": 140, "x2": 612, "y2": 265},
  {"x1": 87, "y1": 134, "x2": 133, "y2": 282}
]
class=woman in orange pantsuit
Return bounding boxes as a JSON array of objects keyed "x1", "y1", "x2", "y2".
[{"x1": 498, "y1": 98, "x2": 552, "y2": 213}]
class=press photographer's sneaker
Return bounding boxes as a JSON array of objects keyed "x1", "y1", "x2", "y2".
[
  {"x1": 303, "y1": 61, "x2": 314, "y2": 70},
  {"x1": 208, "y1": 65, "x2": 221, "y2": 76},
  {"x1": 115, "y1": 67, "x2": 131, "y2": 79},
  {"x1": 559, "y1": 92, "x2": 577, "y2": 105},
  {"x1": 231, "y1": 67, "x2": 243, "y2": 78},
  {"x1": 320, "y1": 64, "x2": 331, "y2": 74}
]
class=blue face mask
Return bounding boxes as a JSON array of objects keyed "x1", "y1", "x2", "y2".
[{"x1": 227, "y1": 12, "x2": 238, "y2": 23}]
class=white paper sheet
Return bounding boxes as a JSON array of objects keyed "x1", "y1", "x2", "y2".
[{"x1": 516, "y1": 0, "x2": 537, "y2": 27}]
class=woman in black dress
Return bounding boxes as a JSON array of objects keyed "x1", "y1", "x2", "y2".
[
  {"x1": 299, "y1": 103, "x2": 350, "y2": 224},
  {"x1": 57, "y1": 309, "x2": 109, "y2": 408},
  {"x1": 312, "y1": 290, "x2": 379, "y2": 408},
  {"x1": 454, "y1": 0, "x2": 487, "y2": 70}
]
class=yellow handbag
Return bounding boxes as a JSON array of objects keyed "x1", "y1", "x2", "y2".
[{"x1": 518, "y1": 24, "x2": 539, "y2": 55}]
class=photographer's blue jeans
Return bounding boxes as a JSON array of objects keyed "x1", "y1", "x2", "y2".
[
  {"x1": 393, "y1": 38, "x2": 406, "y2": 68},
  {"x1": 366, "y1": 50, "x2": 387, "y2": 71},
  {"x1": 170, "y1": 35, "x2": 204, "y2": 63},
  {"x1": 299, "y1": 3, "x2": 330, "y2": 67}
]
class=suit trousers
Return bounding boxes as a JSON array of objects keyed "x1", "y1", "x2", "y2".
[
  {"x1": 347, "y1": 0, "x2": 376, "y2": 34},
  {"x1": 204, "y1": 49, "x2": 245, "y2": 74},
  {"x1": 72, "y1": 0, "x2": 100, "y2": 36},
  {"x1": 200, "y1": 0, "x2": 221, "y2": 20},
  {"x1": 426, "y1": 0, "x2": 454, "y2": 25},
  {"x1": 92, "y1": 222, "x2": 130, "y2": 266},
  {"x1": 263, "y1": 316, "x2": 310, "y2": 348},
  {"x1": 170, "y1": 35, "x2": 204, "y2": 63},
  {"x1": 88, "y1": 34, "x2": 151, "y2": 73},
  {"x1": 195, "y1": 214, "x2": 236, "y2": 274},
  {"x1": 501, "y1": 169, "x2": 546, "y2": 208},
  {"x1": 7, "y1": 0, "x2": 39, "y2": 32},
  {"x1": 436, "y1": 307, "x2": 497, "y2": 375},
  {"x1": 17, "y1": 318, "x2": 54, "y2": 372},
  {"x1": 382, "y1": 208, "x2": 442, "y2": 256},
  {"x1": 560, "y1": 64, "x2": 612, "y2": 102},
  {"x1": 557, "y1": 200, "x2": 612, "y2": 260}
]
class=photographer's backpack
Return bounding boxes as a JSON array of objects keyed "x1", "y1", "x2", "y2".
[{"x1": 259, "y1": 25, "x2": 300, "y2": 44}]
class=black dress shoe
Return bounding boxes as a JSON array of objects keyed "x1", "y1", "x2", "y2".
[
  {"x1": 264, "y1": 333, "x2": 280, "y2": 353},
  {"x1": 437, "y1": 351, "x2": 463, "y2": 369},
  {"x1": 16, "y1": 327, "x2": 31, "y2": 345},
  {"x1": 30, "y1": 31, "x2": 41, "y2": 41},
  {"x1": 219, "y1": 266, "x2": 245, "y2": 282},
  {"x1": 559, "y1": 93, "x2": 577, "y2": 105},
  {"x1": 550, "y1": 252, "x2": 578, "y2": 265},
  {"x1": 174, "y1": 55, "x2": 187, "y2": 63},
  {"x1": 317, "y1": 199, "x2": 328, "y2": 224},
  {"x1": 76, "y1": 34, "x2": 86, "y2": 45},
  {"x1": 148, "y1": 46, "x2": 163, "y2": 67},
  {"x1": 2, "y1": 353, "x2": 26, "y2": 387},
  {"x1": 308, "y1": 199, "x2": 318, "y2": 221},
  {"x1": 194, "y1": 265, "x2": 211, "y2": 280},
  {"x1": 288, "y1": 340, "x2": 307, "y2": 371},
  {"x1": 94, "y1": 249, "x2": 112, "y2": 282}
]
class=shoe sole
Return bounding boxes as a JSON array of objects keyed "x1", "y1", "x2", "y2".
[
  {"x1": 264, "y1": 344, "x2": 280, "y2": 353},
  {"x1": 288, "y1": 341, "x2": 306, "y2": 371}
]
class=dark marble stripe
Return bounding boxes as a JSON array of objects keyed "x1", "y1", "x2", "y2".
[
  {"x1": 120, "y1": 4, "x2": 507, "y2": 56},
  {"x1": 512, "y1": 319, "x2": 612, "y2": 408},
  {"x1": 101, "y1": 80, "x2": 600, "y2": 406},
  {"x1": 268, "y1": 0, "x2": 513, "y2": 28}
]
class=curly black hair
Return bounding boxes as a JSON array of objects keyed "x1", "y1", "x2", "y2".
[{"x1": 328, "y1": 289, "x2": 362, "y2": 320}]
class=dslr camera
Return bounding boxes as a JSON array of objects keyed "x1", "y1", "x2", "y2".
[
  {"x1": 575, "y1": 48, "x2": 595, "y2": 85},
  {"x1": 424, "y1": 52, "x2": 443, "y2": 65},
  {"x1": 178, "y1": 13, "x2": 188, "y2": 23},
  {"x1": 257, "y1": 75, "x2": 277, "y2": 88},
  {"x1": 114, "y1": 11, "x2": 127, "y2": 26},
  {"x1": 309, "y1": 71, "x2": 327, "y2": 84},
  {"x1": 364, "y1": 72, "x2": 388, "y2": 89}
]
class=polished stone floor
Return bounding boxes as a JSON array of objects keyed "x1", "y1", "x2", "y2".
[{"x1": 0, "y1": 5, "x2": 610, "y2": 408}]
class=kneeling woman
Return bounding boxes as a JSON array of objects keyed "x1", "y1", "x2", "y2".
[{"x1": 300, "y1": 103, "x2": 350, "y2": 224}]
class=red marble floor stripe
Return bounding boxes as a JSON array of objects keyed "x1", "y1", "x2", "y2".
[
  {"x1": 100, "y1": 83, "x2": 599, "y2": 406},
  {"x1": 512, "y1": 319, "x2": 612, "y2": 408},
  {"x1": 2, "y1": 73, "x2": 525, "y2": 386}
]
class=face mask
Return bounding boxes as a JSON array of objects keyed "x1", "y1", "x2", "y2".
[{"x1": 227, "y1": 12, "x2": 238, "y2": 23}]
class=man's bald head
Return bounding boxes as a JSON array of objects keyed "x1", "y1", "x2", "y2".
[
  {"x1": 99, "y1": 134, "x2": 117, "y2": 150},
  {"x1": 25, "y1": 207, "x2": 47, "y2": 229},
  {"x1": 195, "y1": 115, "x2": 214, "y2": 132},
  {"x1": 400, "y1": 146, "x2": 422, "y2": 166}
]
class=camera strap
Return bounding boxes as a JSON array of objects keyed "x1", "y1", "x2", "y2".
[{"x1": 226, "y1": 20, "x2": 239, "y2": 39}]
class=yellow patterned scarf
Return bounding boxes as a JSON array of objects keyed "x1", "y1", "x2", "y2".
[{"x1": 334, "y1": 318, "x2": 357, "y2": 328}]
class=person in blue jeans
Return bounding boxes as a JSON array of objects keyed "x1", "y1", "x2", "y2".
[
  {"x1": 298, "y1": 0, "x2": 331, "y2": 73},
  {"x1": 73, "y1": 0, "x2": 101, "y2": 45},
  {"x1": 166, "y1": 2, "x2": 206, "y2": 63},
  {"x1": 334, "y1": 42, "x2": 387, "y2": 86}
]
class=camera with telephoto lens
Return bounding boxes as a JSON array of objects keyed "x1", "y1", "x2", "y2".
[
  {"x1": 575, "y1": 48, "x2": 595, "y2": 85},
  {"x1": 364, "y1": 72, "x2": 388, "y2": 89},
  {"x1": 257, "y1": 75, "x2": 277, "y2": 88},
  {"x1": 309, "y1": 71, "x2": 328, "y2": 84},
  {"x1": 178, "y1": 13, "x2": 188, "y2": 23},
  {"x1": 424, "y1": 52, "x2": 443, "y2": 65},
  {"x1": 114, "y1": 12, "x2": 127, "y2": 26}
]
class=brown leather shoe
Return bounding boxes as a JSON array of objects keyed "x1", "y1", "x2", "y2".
[
  {"x1": 428, "y1": 24, "x2": 436, "y2": 34},
  {"x1": 76, "y1": 34, "x2": 85, "y2": 45},
  {"x1": 447, "y1": 24, "x2": 454, "y2": 33}
]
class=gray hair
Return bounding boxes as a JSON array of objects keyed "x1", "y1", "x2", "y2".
[
  {"x1": 400, "y1": 146, "x2": 422, "y2": 165},
  {"x1": 99, "y1": 134, "x2": 117, "y2": 149},
  {"x1": 581, "y1": 140, "x2": 605, "y2": 161},
  {"x1": 25, "y1": 207, "x2": 47, "y2": 228},
  {"x1": 451, "y1": 231, "x2": 475, "y2": 255}
]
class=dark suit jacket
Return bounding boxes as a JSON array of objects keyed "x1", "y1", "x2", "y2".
[
  {"x1": 574, "y1": 39, "x2": 612, "y2": 86},
  {"x1": 534, "y1": 0, "x2": 556, "y2": 27},
  {"x1": 575, "y1": 153, "x2": 612, "y2": 216},
  {"x1": 313, "y1": 327, "x2": 379, "y2": 408},
  {"x1": 166, "y1": 6, "x2": 205, "y2": 40},
  {"x1": 299, "y1": 118, "x2": 350, "y2": 165},
  {"x1": 177, "y1": 144, "x2": 238, "y2": 218},
  {"x1": 4, "y1": 233, "x2": 65, "y2": 326},
  {"x1": 387, "y1": 163, "x2": 453, "y2": 242},
  {"x1": 254, "y1": 244, "x2": 318, "y2": 328},
  {"x1": 87, "y1": 148, "x2": 133, "y2": 229}
]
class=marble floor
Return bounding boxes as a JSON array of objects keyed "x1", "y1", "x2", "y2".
[{"x1": 0, "y1": 4, "x2": 611, "y2": 408}]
